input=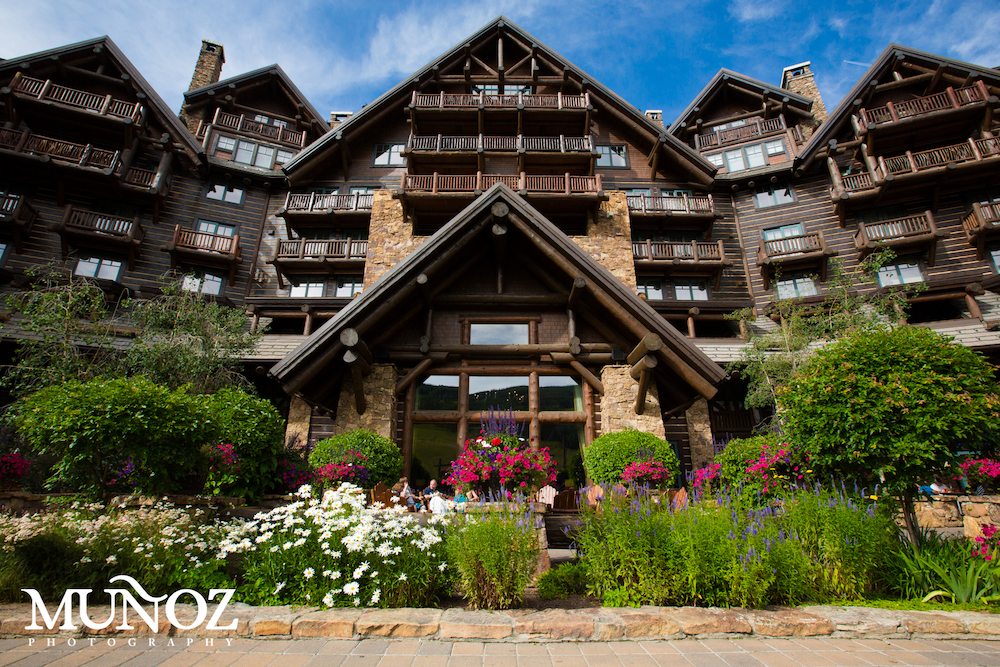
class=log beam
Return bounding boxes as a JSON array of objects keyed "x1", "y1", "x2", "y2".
[
  {"x1": 340, "y1": 328, "x2": 373, "y2": 364},
  {"x1": 627, "y1": 333, "x2": 663, "y2": 365},
  {"x1": 569, "y1": 360, "x2": 604, "y2": 395}
]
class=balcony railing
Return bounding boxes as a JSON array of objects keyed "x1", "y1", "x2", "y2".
[
  {"x1": 963, "y1": 202, "x2": 1000, "y2": 257},
  {"x1": 875, "y1": 138, "x2": 1000, "y2": 179},
  {"x1": 124, "y1": 167, "x2": 156, "y2": 188},
  {"x1": 857, "y1": 82, "x2": 990, "y2": 127},
  {"x1": 63, "y1": 207, "x2": 142, "y2": 241},
  {"x1": 210, "y1": 109, "x2": 306, "y2": 147},
  {"x1": 284, "y1": 192, "x2": 374, "y2": 214},
  {"x1": 0, "y1": 128, "x2": 121, "y2": 171},
  {"x1": 632, "y1": 239, "x2": 725, "y2": 263},
  {"x1": 274, "y1": 238, "x2": 368, "y2": 261},
  {"x1": 841, "y1": 172, "x2": 875, "y2": 193},
  {"x1": 172, "y1": 226, "x2": 241, "y2": 257},
  {"x1": 757, "y1": 231, "x2": 829, "y2": 264},
  {"x1": 410, "y1": 90, "x2": 590, "y2": 110},
  {"x1": 407, "y1": 134, "x2": 593, "y2": 154},
  {"x1": 695, "y1": 115, "x2": 788, "y2": 150},
  {"x1": 854, "y1": 211, "x2": 941, "y2": 263},
  {"x1": 0, "y1": 193, "x2": 38, "y2": 251},
  {"x1": 400, "y1": 172, "x2": 601, "y2": 194},
  {"x1": 9, "y1": 74, "x2": 143, "y2": 122},
  {"x1": 626, "y1": 193, "x2": 714, "y2": 216}
]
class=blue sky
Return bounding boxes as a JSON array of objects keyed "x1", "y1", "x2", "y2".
[{"x1": 1, "y1": 0, "x2": 998, "y2": 125}]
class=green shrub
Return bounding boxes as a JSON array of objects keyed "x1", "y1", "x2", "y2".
[
  {"x1": 583, "y1": 428, "x2": 678, "y2": 486},
  {"x1": 202, "y1": 389, "x2": 285, "y2": 502},
  {"x1": 537, "y1": 561, "x2": 588, "y2": 600},
  {"x1": 310, "y1": 429, "x2": 403, "y2": 488},
  {"x1": 14, "y1": 377, "x2": 212, "y2": 496},
  {"x1": 446, "y1": 504, "x2": 540, "y2": 609}
]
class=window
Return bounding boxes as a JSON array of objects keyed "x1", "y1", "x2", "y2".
[
  {"x1": 596, "y1": 145, "x2": 628, "y2": 168},
  {"x1": 710, "y1": 139, "x2": 788, "y2": 173},
  {"x1": 275, "y1": 149, "x2": 296, "y2": 166},
  {"x1": 0, "y1": 241, "x2": 9, "y2": 265},
  {"x1": 206, "y1": 182, "x2": 244, "y2": 204},
  {"x1": 706, "y1": 153, "x2": 724, "y2": 168},
  {"x1": 775, "y1": 274, "x2": 818, "y2": 299},
  {"x1": 290, "y1": 278, "x2": 325, "y2": 298},
  {"x1": 710, "y1": 118, "x2": 748, "y2": 132},
  {"x1": 724, "y1": 149, "x2": 746, "y2": 172},
  {"x1": 468, "y1": 376, "x2": 529, "y2": 411},
  {"x1": 254, "y1": 114, "x2": 287, "y2": 129},
  {"x1": 215, "y1": 135, "x2": 236, "y2": 153},
  {"x1": 470, "y1": 323, "x2": 529, "y2": 345},
  {"x1": 334, "y1": 275, "x2": 363, "y2": 298},
  {"x1": 182, "y1": 270, "x2": 224, "y2": 295},
  {"x1": 75, "y1": 255, "x2": 122, "y2": 281},
  {"x1": 254, "y1": 145, "x2": 275, "y2": 169},
  {"x1": 754, "y1": 182, "x2": 795, "y2": 208},
  {"x1": 373, "y1": 144, "x2": 405, "y2": 167},
  {"x1": 763, "y1": 223, "x2": 804, "y2": 241},
  {"x1": 765, "y1": 140, "x2": 785, "y2": 156},
  {"x1": 877, "y1": 261, "x2": 923, "y2": 287},
  {"x1": 197, "y1": 219, "x2": 236, "y2": 237},
  {"x1": 745, "y1": 144, "x2": 765, "y2": 169},
  {"x1": 990, "y1": 245, "x2": 1000, "y2": 273},
  {"x1": 234, "y1": 140, "x2": 255, "y2": 164},
  {"x1": 674, "y1": 280, "x2": 709, "y2": 301},
  {"x1": 350, "y1": 186, "x2": 376, "y2": 195},
  {"x1": 636, "y1": 277, "x2": 663, "y2": 300},
  {"x1": 471, "y1": 83, "x2": 531, "y2": 95}
]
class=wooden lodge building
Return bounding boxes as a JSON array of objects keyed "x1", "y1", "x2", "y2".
[{"x1": 1, "y1": 18, "x2": 999, "y2": 485}]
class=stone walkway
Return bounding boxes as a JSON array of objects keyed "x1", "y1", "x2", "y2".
[{"x1": 2, "y1": 637, "x2": 1000, "y2": 666}]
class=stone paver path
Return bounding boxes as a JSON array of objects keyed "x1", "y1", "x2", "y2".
[{"x1": 1, "y1": 637, "x2": 999, "y2": 666}]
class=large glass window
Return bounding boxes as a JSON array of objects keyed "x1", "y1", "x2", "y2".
[
  {"x1": 539, "y1": 377, "x2": 583, "y2": 412},
  {"x1": 411, "y1": 423, "x2": 459, "y2": 487},
  {"x1": 877, "y1": 261, "x2": 923, "y2": 287},
  {"x1": 596, "y1": 145, "x2": 628, "y2": 168},
  {"x1": 415, "y1": 376, "x2": 460, "y2": 411},
  {"x1": 334, "y1": 275, "x2": 363, "y2": 298},
  {"x1": 468, "y1": 376, "x2": 529, "y2": 412},
  {"x1": 234, "y1": 141, "x2": 256, "y2": 164},
  {"x1": 374, "y1": 144, "x2": 405, "y2": 166},
  {"x1": 470, "y1": 323, "x2": 529, "y2": 345},
  {"x1": 745, "y1": 144, "x2": 765, "y2": 169},
  {"x1": 674, "y1": 280, "x2": 709, "y2": 301},
  {"x1": 776, "y1": 274, "x2": 818, "y2": 299},
  {"x1": 290, "y1": 278, "x2": 325, "y2": 298},
  {"x1": 539, "y1": 423, "x2": 583, "y2": 476},
  {"x1": 254, "y1": 145, "x2": 275, "y2": 169},
  {"x1": 75, "y1": 255, "x2": 122, "y2": 281}
]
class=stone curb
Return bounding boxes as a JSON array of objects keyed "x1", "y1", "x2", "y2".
[{"x1": 2, "y1": 603, "x2": 998, "y2": 641}]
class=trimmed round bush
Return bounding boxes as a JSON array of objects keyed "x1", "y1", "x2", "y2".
[
  {"x1": 309, "y1": 429, "x2": 403, "y2": 487},
  {"x1": 583, "y1": 428, "x2": 679, "y2": 486},
  {"x1": 714, "y1": 433, "x2": 782, "y2": 486}
]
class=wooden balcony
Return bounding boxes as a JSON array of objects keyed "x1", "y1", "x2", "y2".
[
  {"x1": 757, "y1": 231, "x2": 835, "y2": 290},
  {"x1": 269, "y1": 238, "x2": 368, "y2": 288},
  {"x1": 854, "y1": 211, "x2": 944, "y2": 265},
  {"x1": 205, "y1": 109, "x2": 306, "y2": 148},
  {"x1": 963, "y1": 201, "x2": 1000, "y2": 261},
  {"x1": 0, "y1": 193, "x2": 38, "y2": 253},
  {"x1": 401, "y1": 172, "x2": 601, "y2": 195},
  {"x1": 280, "y1": 192, "x2": 374, "y2": 227},
  {"x1": 876, "y1": 138, "x2": 1000, "y2": 179},
  {"x1": 407, "y1": 134, "x2": 593, "y2": 154},
  {"x1": 695, "y1": 115, "x2": 791, "y2": 150},
  {"x1": 626, "y1": 193, "x2": 716, "y2": 221},
  {"x1": 856, "y1": 83, "x2": 990, "y2": 129},
  {"x1": 0, "y1": 128, "x2": 120, "y2": 171},
  {"x1": 8, "y1": 73, "x2": 144, "y2": 123},
  {"x1": 162, "y1": 225, "x2": 242, "y2": 283},
  {"x1": 54, "y1": 206, "x2": 144, "y2": 270},
  {"x1": 632, "y1": 239, "x2": 732, "y2": 289},
  {"x1": 410, "y1": 90, "x2": 590, "y2": 111}
]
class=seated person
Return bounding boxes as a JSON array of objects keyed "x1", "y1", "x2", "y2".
[
  {"x1": 422, "y1": 479, "x2": 439, "y2": 500},
  {"x1": 391, "y1": 477, "x2": 422, "y2": 511}
]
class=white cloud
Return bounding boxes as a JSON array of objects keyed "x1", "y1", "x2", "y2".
[{"x1": 727, "y1": 0, "x2": 787, "y2": 22}]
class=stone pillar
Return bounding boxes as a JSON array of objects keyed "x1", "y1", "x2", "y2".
[
  {"x1": 780, "y1": 62, "x2": 828, "y2": 139},
  {"x1": 179, "y1": 40, "x2": 225, "y2": 132},
  {"x1": 685, "y1": 397, "x2": 715, "y2": 471},
  {"x1": 598, "y1": 366, "x2": 665, "y2": 438},
  {"x1": 284, "y1": 395, "x2": 313, "y2": 449},
  {"x1": 572, "y1": 191, "x2": 637, "y2": 292},
  {"x1": 330, "y1": 364, "x2": 399, "y2": 439},
  {"x1": 363, "y1": 190, "x2": 425, "y2": 288}
]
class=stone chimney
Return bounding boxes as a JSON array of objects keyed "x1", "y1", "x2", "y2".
[
  {"x1": 179, "y1": 40, "x2": 225, "y2": 133},
  {"x1": 330, "y1": 111, "x2": 353, "y2": 130},
  {"x1": 644, "y1": 110, "x2": 664, "y2": 129},
  {"x1": 781, "y1": 62, "x2": 828, "y2": 136},
  {"x1": 188, "y1": 40, "x2": 225, "y2": 92}
]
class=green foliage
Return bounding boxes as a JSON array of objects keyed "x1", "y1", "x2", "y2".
[
  {"x1": 125, "y1": 279, "x2": 261, "y2": 394},
  {"x1": 202, "y1": 389, "x2": 285, "y2": 502},
  {"x1": 583, "y1": 429, "x2": 678, "y2": 486},
  {"x1": 2, "y1": 272, "x2": 123, "y2": 397},
  {"x1": 715, "y1": 434, "x2": 782, "y2": 488},
  {"x1": 781, "y1": 326, "x2": 1000, "y2": 499},
  {"x1": 310, "y1": 429, "x2": 403, "y2": 488},
  {"x1": 575, "y1": 487, "x2": 899, "y2": 608},
  {"x1": 899, "y1": 544, "x2": 1000, "y2": 604},
  {"x1": 14, "y1": 377, "x2": 212, "y2": 497},
  {"x1": 537, "y1": 561, "x2": 589, "y2": 600},
  {"x1": 446, "y1": 503, "x2": 540, "y2": 609},
  {"x1": 728, "y1": 250, "x2": 914, "y2": 411},
  {"x1": 0, "y1": 500, "x2": 231, "y2": 601}
]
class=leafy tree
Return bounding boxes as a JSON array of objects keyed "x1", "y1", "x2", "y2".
[
  {"x1": 780, "y1": 326, "x2": 1000, "y2": 543},
  {"x1": 583, "y1": 428, "x2": 678, "y2": 485},
  {"x1": 729, "y1": 251, "x2": 914, "y2": 411}
]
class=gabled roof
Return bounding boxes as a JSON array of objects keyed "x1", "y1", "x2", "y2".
[
  {"x1": 184, "y1": 63, "x2": 328, "y2": 131},
  {"x1": 669, "y1": 68, "x2": 814, "y2": 134},
  {"x1": 0, "y1": 36, "x2": 204, "y2": 165},
  {"x1": 795, "y1": 44, "x2": 1000, "y2": 169},
  {"x1": 283, "y1": 15, "x2": 715, "y2": 184},
  {"x1": 271, "y1": 183, "x2": 725, "y2": 411}
]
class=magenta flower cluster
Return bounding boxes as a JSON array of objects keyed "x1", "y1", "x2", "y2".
[
  {"x1": 445, "y1": 434, "x2": 557, "y2": 495},
  {"x1": 691, "y1": 462, "x2": 721, "y2": 490},
  {"x1": 961, "y1": 458, "x2": 1000, "y2": 493},
  {"x1": 622, "y1": 460, "x2": 673, "y2": 487},
  {"x1": 315, "y1": 450, "x2": 370, "y2": 487},
  {"x1": 0, "y1": 450, "x2": 30, "y2": 487}
]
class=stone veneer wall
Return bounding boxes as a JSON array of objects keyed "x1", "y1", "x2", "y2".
[
  {"x1": 330, "y1": 364, "x2": 399, "y2": 439},
  {"x1": 599, "y1": 366, "x2": 665, "y2": 438},
  {"x1": 571, "y1": 191, "x2": 637, "y2": 292},
  {"x1": 684, "y1": 398, "x2": 715, "y2": 470},
  {"x1": 914, "y1": 495, "x2": 1000, "y2": 538},
  {"x1": 782, "y1": 65, "x2": 828, "y2": 140},
  {"x1": 363, "y1": 190, "x2": 425, "y2": 289},
  {"x1": 284, "y1": 396, "x2": 313, "y2": 449}
]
